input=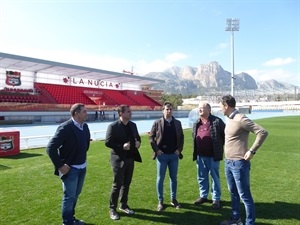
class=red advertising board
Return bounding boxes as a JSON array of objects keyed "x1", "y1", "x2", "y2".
[{"x1": 0, "y1": 131, "x2": 20, "y2": 157}]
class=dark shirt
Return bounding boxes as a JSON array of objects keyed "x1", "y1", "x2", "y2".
[
  {"x1": 122, "y1": 123, "x2": 135, "y2": 159},
  {"x1": 159, "y1": 119, "x2": 177, "y2": 154},
  {"x1": 72, "y1": 126, "x2": 88, "y2": 165}
]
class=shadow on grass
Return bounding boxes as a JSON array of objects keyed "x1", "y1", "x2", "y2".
[
  {"x1": 0, "y1": 152, "x2": 43, "y2": 160},
  {"x1": 113, "y1": 200, "x2": 299, "y2": 225},
  {"x1": 256, "y1": 201, "x2": 300, "y2": 221},
  {"x1": 0, "y1": 164, "x2": 11, "y2": 170},
  {"x1": 117, "y1": 202, "x2": 230, "y2": 225},
  {"x1": 216, "y1": 200, "x2": 299, "y2": 224}
]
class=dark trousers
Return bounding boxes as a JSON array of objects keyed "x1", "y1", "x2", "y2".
[{"x1": 110, "y1": 158, "x2": 134, "y2": 210}]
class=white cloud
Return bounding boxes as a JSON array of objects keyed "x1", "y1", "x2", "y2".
[
  {"x1": 165, "y1": 52, "x2": 188, "y2": 63},
  {"x1": 1, "y1": 45, "x2": 135, "y2": 74},
  {"x1": 243, "y1": 68, "x2": 299, "y2": 86},
  {"x1": 1, "y1": 46, "x2": 189, "y2": 75},
  {"x1": 209, "y1": 42, "x2": 229, "y2": 57},
  {"x1": 135, "y1": 59, "x2": 174, "y2": 74},
  {"x1": 262, "y1": 57, "x2": 296, "y2": 66},
  {"x1": 134, "y1": 52, "x2": 188, "y2": 74},
  {"x1": 218, "y1": 42, "x2": 229, "y2": 49},
  {"x1": 131, "y1": 52, "x2": 188, "y2": 75}
]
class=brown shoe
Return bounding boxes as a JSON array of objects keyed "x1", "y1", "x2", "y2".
[
  {"x1": 157, "y1": 201, "x2": 164, "y2": 212},
  {"x1": 194, "y1": 198, "x2": 209, "y2": 205},
  {"x1": 212, "y1": 200, "x2": 221, "y2": 209}
]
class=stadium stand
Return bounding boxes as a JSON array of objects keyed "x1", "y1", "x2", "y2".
[
  {"x1": 0, "y1": 52, "x2": 163, "y2": 112},
  {"x1": 32, "y1": 83, "x2": 161, "y2": 108}
]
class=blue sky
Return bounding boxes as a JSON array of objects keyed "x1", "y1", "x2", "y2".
[{"x1": 0, "y1": 0, "x2": 299, "y2": 86}]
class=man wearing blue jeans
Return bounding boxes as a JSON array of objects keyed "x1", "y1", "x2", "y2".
[
  {"x1": 219, "y1": 95, "x2": 268, "y2": 225},
  {"x1": 47, "y1": 103, "x2": 90, "y2": 225},
  {"x1": 192, "y1": 102, "x2": 225, "y2": 209},
  {"x1": 149, "y1": 101, "x2": 184, "y2": 212}
]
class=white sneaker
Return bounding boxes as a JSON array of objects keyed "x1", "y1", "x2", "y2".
[
  {"x1": 119, "y1": 206, "x2": 135, "y2": 214},
  {"x1": 109, "y1": 209, "x2": 120, "y2": 220}
]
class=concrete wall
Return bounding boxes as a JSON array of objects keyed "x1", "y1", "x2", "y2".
[
  {"x1": 0, "y1": 110, "x2": 191, "y2": 124},
  {"x1": 2, "y1": 100, "x2": 300, "y2": 124}
]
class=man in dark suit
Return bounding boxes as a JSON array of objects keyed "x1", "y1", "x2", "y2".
[
  {"x1": 46, "y1": 103, "x2": 90, "y2": 225},
  {"x1": 149, "y1": 101, "x2": 184, "y2": 212},
  {"x1": 105, "y1": 105, "x2": 142, "y2": 220}
]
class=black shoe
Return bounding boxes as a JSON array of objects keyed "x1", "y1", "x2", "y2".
[
  {"x1": 170, "y1": 199, "x2": 181, "y2": 209},
  {"x1": 62, "y1": 218, "x2": 84, "y2": 225},
  {"x1": 109, "y1": 209, "x2": 120, "y2": 220},
  {"x1": 157, "y1": 201, "x2": 164, "y2": 212},
  {"x1": 220, "y1": 218, "x2": 243, "y2": 225},
  {"x1": 212, "y1": 200, "x2": 221, "y2": 209},
  {"x1": 73, "y1": 218, "x2": 85, "y2": 225},
  {"x1": 194, "y1": 197, "x2": 209, "y2": 205}
]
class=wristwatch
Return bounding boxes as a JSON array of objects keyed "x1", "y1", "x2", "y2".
[{"x1": 250, "y1": 150, "x2": 256, "y2": 155}]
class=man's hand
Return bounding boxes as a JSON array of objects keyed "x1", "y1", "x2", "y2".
[
  {"x1": 244, "y1": 151, "x2": 254, "y2": 161},
  {"x1": 135, "y1": 139, "x2": 141, "y2": 148},
  {"x1": 123, "y1": 141, "x2": 131, "y2": 150},
  {"x1": 157, "y1": 150, "x2": 164, "y2": 156},
  {"x1": 58, "y1": 164, "x2": 70, "y2": 175}
]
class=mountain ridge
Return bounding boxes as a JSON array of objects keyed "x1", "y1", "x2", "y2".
[{"x1": 144, "y1": 62, "x2": 298, "y2": 95}]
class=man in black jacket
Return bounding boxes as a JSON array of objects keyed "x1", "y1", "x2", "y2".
[
  {"x1": 46, "y1": 103, "x2": 90, "y2": 225},
  {"x1": 192, "y1": 102, "x2": 225, "y2": 209},
  {"x1": 105, "y1": 105, "x2": 142, "y2": 220}
]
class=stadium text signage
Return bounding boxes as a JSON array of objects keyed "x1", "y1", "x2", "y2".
[{"x1": 63, "y1": 77, "x2": 121, "y2": 89}]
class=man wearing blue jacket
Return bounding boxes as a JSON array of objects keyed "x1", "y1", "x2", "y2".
[{"x1": 46, "y1": 103, "x2": 90, "y2": 225}]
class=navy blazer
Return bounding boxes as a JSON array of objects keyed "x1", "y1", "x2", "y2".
[
  {"x1": 105, "y1": 119, "x2": 142, "y2": 167},
  {"x1": 46, "y1": 119, "x2": 91, "y2": 175}
]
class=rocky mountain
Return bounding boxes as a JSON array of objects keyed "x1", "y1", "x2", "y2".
[
  {"x1": 257, "y1": 79, "x2": 297, "y2": 92},
  {"x1": 144, "y1": 62, "x2": 298, "y2": 95}
]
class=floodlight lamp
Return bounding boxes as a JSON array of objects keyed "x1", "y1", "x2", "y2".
[
  {"x1": 232, "y1": 18, "x2": 240, "y2": 31},
  {"x1": 225, "y1": 18, "x2": 232, "y2": 31},
  {"x1": 225, "y1": 18, "x2": 240, "y2": 31}
]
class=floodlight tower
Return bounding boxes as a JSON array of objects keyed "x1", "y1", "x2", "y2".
[{"x1": 225, "y1": 18, "x2": 240, "y2": 97}]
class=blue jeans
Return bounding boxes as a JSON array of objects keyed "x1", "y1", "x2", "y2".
[
  {"x1": 156, "y1": 153, "x2": 179, "y2": 201},
  {"x1": 196, "y1": 156, "x2": 221, "y2": 201},
  {"x1": 225, "y1": 159, "x2": 255, "y2": 225},
  {"x1": 61, "y1": 167, "x2": 86, "y2": 225}
]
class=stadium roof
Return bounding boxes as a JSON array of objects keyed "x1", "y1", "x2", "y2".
[{"x1": 0, "y1": 52, "x2": 164, "y2": 85}]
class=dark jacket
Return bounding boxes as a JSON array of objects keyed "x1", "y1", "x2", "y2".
[
  {"x1": 149, "y1": 116, "x2": 184, "y2": 160},
  {"x1": 46, "y1": 119, "x2": 91, "y2": 175},
  {"x1": 105, "y1": 119, "x2": 142, "y2": 167},
  {"x1": 192, "y1": 114, "x2": 225, "y2": 161}
]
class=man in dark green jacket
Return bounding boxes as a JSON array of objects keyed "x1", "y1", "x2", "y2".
[{"x1": 192, "y1": 102, "x2": 225, "y2": 210}]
